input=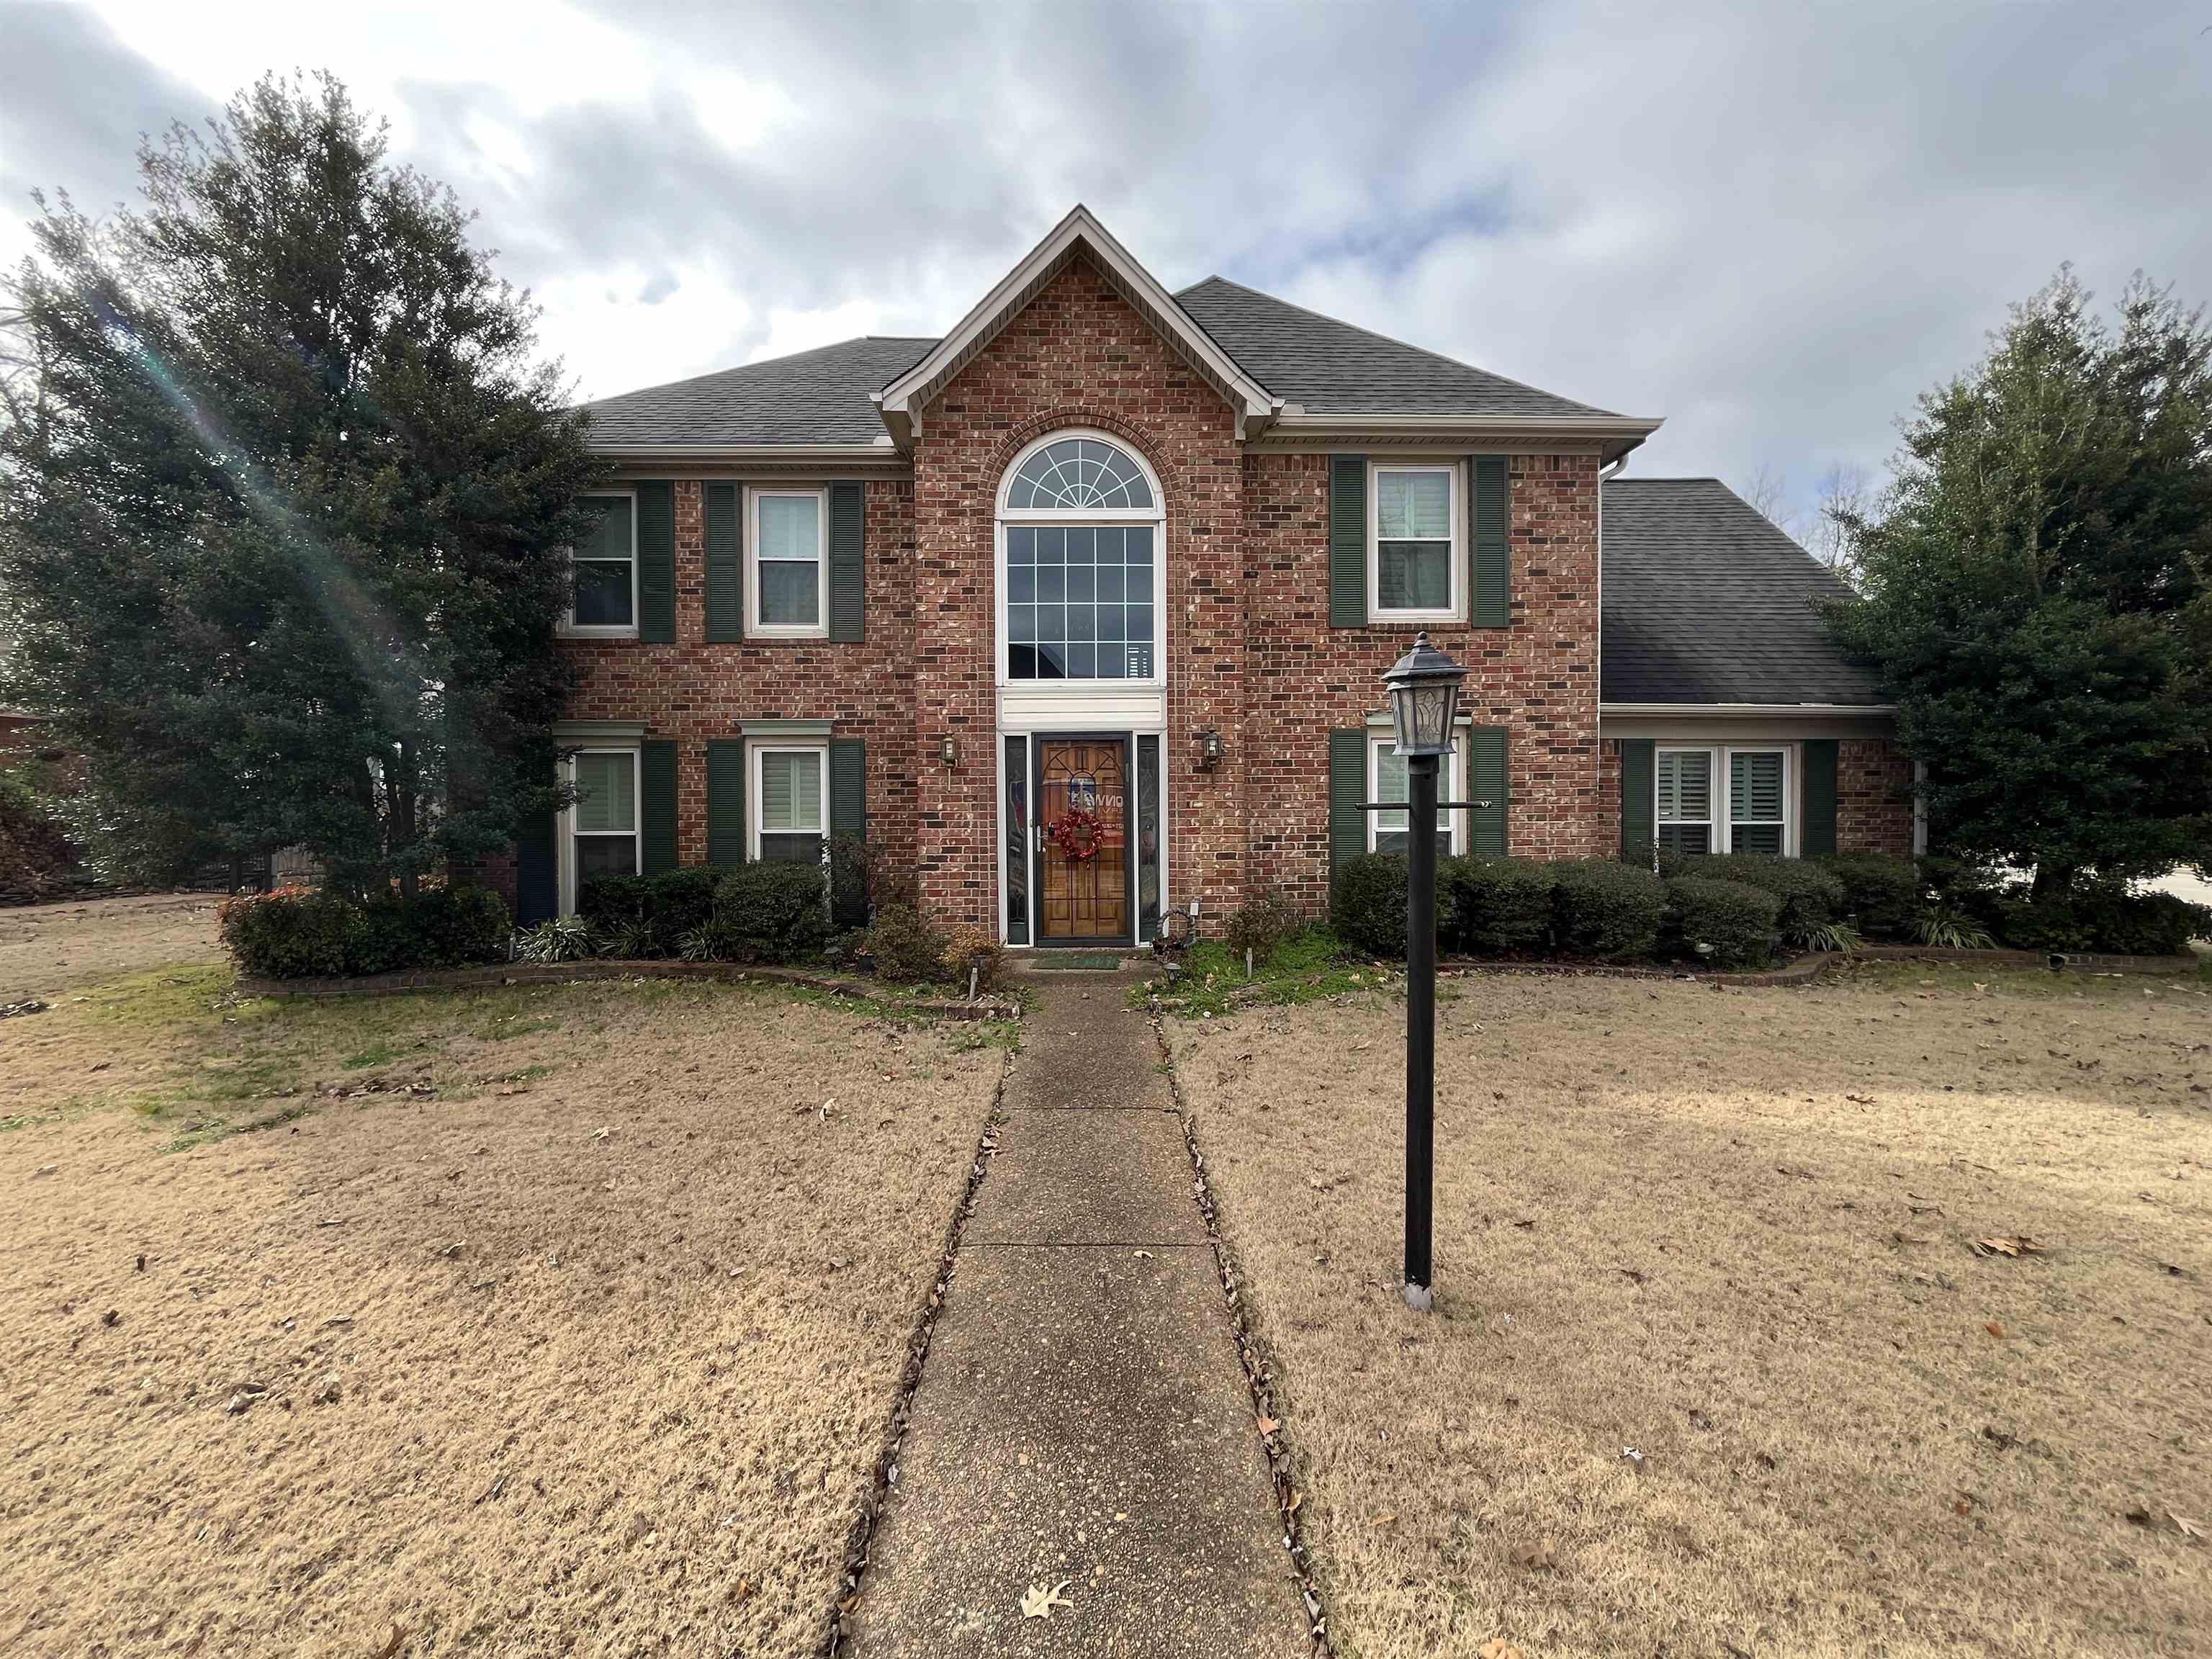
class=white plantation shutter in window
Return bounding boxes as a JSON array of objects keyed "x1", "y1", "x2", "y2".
[
  {"x1": 574, "y1": 752, "x2": 634, "y2": 833},
  {"x1": 1730, "y1": 751, "x2": 1786, "y2": 853}
]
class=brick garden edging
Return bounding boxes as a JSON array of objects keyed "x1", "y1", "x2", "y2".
[
  {"x1": 233, "y1": 958, "x2": 1020, "y2": 1021},
  {"x1": 1852, "y1": 944, "x2": 2201, "y2": 975}
]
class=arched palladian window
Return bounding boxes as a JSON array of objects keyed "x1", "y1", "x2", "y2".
[{"x1": 997, "y1": 432, "x2": 1164, "y2": 683}]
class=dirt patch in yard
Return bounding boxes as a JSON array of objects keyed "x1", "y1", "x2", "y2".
[
  {"x1": 1169, "y1": 963, "x2": 2212, "y2": 1659},
  {"x1": 0, "y1": 891, "x2": 223, "y2": 1001},
  {"x1": 2, "y1": 966, "x2": 1005, "y2": 1658}
]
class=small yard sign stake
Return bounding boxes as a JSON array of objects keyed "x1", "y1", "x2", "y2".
[{"x1": 1380, "y1": 633, "x2": 1468, "y2": 1313}]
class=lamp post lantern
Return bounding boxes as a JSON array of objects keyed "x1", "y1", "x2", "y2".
[{"x1": 1380, "y1": 631, "x2": 1466, "y2": 1313}]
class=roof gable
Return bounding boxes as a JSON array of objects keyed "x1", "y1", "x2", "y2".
[
  {"x1": 1600, "y1": 477, "x2": 1884, "y2": 707},
  {"x1": 873, "y1": 206, "x2": 1277, "y2": 446}
]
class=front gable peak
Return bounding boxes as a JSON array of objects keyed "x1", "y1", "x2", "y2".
[{"x1": 873, "y1": 205, "x2": 1280, "y2": 448}]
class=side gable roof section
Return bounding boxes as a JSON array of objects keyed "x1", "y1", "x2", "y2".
[
  {"x1": 580, "y1": 335, "x2": 930, "y2": 459},
  {"x1": 1599, "y1": 477, "x2": 1889, "y2": 709},
  {"x1": 873, "y1": 204, "x2": 1280, "y2": 446}
]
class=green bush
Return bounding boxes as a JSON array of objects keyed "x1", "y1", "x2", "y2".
[
  {"x1": 1551, "y1": 859, "x2": 1668, "y2": 960},
  {"x1": 1331, "y1": 853, "x2": 1411, "y2": 959},
  {"x1": 1666, "y1": 876, "x2": 1781, "y2": 968},
  {"x1": 1442, "y1": 858, "x2": 1557, "y2": 957},
  {"x1": 577, "y1": 868, "x2": 717, "y2": 953},
  {"x1": 220, "y1": 884, "x2": 511, "y2": 978},
  {"x1": 864, "y1": 903, "x2": 952, "y2": 984},
  {"x1": 1821, "y1": 853, "x2": 1920, "y2": 938},
  {"x1": 1679, "y1": 854, "x2": 1843, "y2": 938},
  {"x1": 2069, "y1": 885, "x2": 2212, "y2": 956},
  {"x1": 1225, "y1": 889, "x2": 1302, "y2": 966},
  {"x1": 1987, "y1": 895, "x2": 2092, "y2": 953},
  {"x1": 715, "y1": 862, "x2": 830, "y2": 964}
]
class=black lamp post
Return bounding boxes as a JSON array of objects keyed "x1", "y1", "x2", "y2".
[{"x1": 1380, "y1": 631, "x2": 1467, "y2": 1313}]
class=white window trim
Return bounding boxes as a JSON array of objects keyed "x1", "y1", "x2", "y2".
[
  {"x1": 1367, "y1": 459, "x2": 1465, "y2": 624},
  {"x1": 994, "y1": 428, "x2": 1168, "y2": 691},
  {"x1": 558, "y1": 742, "x2": 642, "y2": 916},
  {"x1": 1367, "y1": 732, "x2": 1465, "y2": 855},
  {"x1": 1654, "y1": 743, "x2": 1797, "y2": 857},
  {"x1": 749, "y1": 740, "x2": 830, "y2": 861},
  {"x1": 560, "y1": 490, "x2": 639, "y2": 639},
  {"x1": 747, "y1": 485, "x2": 830, "y2": 640}
]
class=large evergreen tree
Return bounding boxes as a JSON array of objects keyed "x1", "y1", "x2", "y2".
[
  {"x1": 0, "y1": 73, "x2": 596, "y2": 891},
  {"x1": 1825, "y1": 269, "x2": 2212, "y2": 894}
]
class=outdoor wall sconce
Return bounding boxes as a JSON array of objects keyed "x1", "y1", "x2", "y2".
[
  {"x1": 1195, "y1": 728, "x2": 1224, "y2": 770},
  {"x1": 940, "y1": 735, "x2": 959, "y2": 768}
]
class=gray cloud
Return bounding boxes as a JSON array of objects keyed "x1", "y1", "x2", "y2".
[{"x1": 6, "y1": 1, "x2": 2209, "y2": 527}]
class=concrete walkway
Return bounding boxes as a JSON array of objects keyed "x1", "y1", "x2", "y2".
[{"x1": 848, "y1": 968, "x2": 1309, "y2": 1658}]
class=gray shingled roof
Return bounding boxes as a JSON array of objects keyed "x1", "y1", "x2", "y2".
[
  {"x1": 581, "y1": 272, "x2": 1622, "y2": 443},
  {"x1": 1601, "y1": 478, "x2": 1886, "y2": 706},
  {"x1": 1174, "y1": 276, "x2": 1623, "y2": 419},
  {"x1": 581, "y1": 336, "x2": 935, "y2": 445}
]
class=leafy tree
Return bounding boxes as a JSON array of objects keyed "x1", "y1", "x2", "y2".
[
  {"x1": 0, "y1": 73, "x2": 596, "y2": 892},
  {"x1": 1825, "y1": 268, "x2": 2212, "y2": 894}
]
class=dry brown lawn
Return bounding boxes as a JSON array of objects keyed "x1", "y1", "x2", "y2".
[
  {"x1": 1, "y1": 904, "x2": 1006, "y2": 1658},
  {"x1": 0, "y1": 891, "x2": 224, "y2": 1000},
  {"x1": 1171, "y1": 963, "x2": 2212, "y2": 1659}
]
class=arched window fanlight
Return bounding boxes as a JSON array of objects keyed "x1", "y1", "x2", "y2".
[{"x1": 1003, "y1": 436, "x2": 1155, "y2": 511}]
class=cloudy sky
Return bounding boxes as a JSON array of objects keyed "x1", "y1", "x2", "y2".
[{"x1": 4, "y1": 0, "x2": 2207, "y2": 527}]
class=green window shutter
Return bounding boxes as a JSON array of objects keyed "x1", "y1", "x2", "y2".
[
  {"x1": 828, "y1": 738, "x2": 867, "y2": 842},
  {"x1": 706, "y1": 739, "x2": 746, "y2": 867},
  {"x1": 1328, "y1": 728, "x2": 1367, "y2": 886},
  {"x1": 827, "y1": 482, "x2": 866, "y2": 643},
  {"x1": 1621, "y1": 739, "x2": 1655, "y2": 859},
  {"x1": 704, "y1": 482, "x2": 742, "y2": 643},
  {"x1": 1470, "y1": 455, "x2": 1510, "y2": 627},
  {"x1": 640, "y1": 740, "x2": 678, "y2": 873},
  {"x1": 1329, "y1": 455, "x2": 1367, "y2": 628},
  {"x1": 1802, "y1": 739, "x2": 1838, "y2": 857},
  {"x1": 516, "y1": 808, "x2": 557, "y2": 924},
  {"x1": 1465, "y1": 728, "x2": 1509, "y2": 858},
  {"x1": 637, "y1": 481, "x2": 675, "y2": 642}
]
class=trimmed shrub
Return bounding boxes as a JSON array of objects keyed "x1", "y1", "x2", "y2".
[
  {"x1": 1666, "y1": 876, "x2": 1781, "y2": 968},
  {"x1": 866, "y1": 903, "x2": 951, "y2": 984},
  {"x1": 1331, "y1": 853, "x2": 1410, "y2": 959},
  {"x1": 942, "y1": 921, "x2": 1005, "y2": 989},
  {"x1": 1226, "y1": 889, "x2": 1301, "y2": 967},
  {"x1": 575, "y1": 872, "x2": 649, "y2": 930},
  {"x1": 2070, "y1": 886, "x2": 2212, "y2": 956},
  {"x1": 1552, "y1": 859, "x2": 1668, "y2": 960},
  {"x1": 1987, "y1": 896, "x2": 2093, "y2": 953},
  {"x1": 577, "y1": 868, "x2": 717, "y2": 953},
  {"x1": 827, "y1": 837, "x2": 876, "y2": 931},
  {"x1": 220, "y1": 884, "x2": 511, "y2": 978},
  {"x1": 1821, "y1": 853, "x2": 1920, "y2": 939},
  {"x1": 1678, "y1": 854, "x2": 1843, "y2": 938},
  {"x1": 1442, "y1": 858, "x2": 1557, "y2": 957},
  {"x1": 715, "y1": 862, "x2": 830, "y2": 964}
]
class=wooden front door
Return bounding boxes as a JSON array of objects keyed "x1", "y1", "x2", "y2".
[{"x1": 1034, "y1": 737, "x2": 1130, "y2": 943}]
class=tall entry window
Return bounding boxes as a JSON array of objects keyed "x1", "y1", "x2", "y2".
[{"x1": 997, "y1": 433, "x2": 1165, "y2": 685}]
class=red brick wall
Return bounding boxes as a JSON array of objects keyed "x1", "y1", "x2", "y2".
[
  {"x1": 1244, "y1": 451, "x2": 1606, "y2": 914},
  {"x1": 557, "y1": 477, "x2": 920, "y2": 871},
  {"x1": 907, "y1": 253, "x2": 1246, "y2": 930},
  {"x1": 1838, "y1": 737, "x2": 1915, "y2": 858}
]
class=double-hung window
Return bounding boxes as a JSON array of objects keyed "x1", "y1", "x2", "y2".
[
  {"x1": 1368, "y1": 732, "x2": 1462, "y2": 858},
  {"x1": 750, "y1": 488, "x2": 827, "y2": 637},
  {"x1": 1656, "y1": 749, "x2": 1714, "y2": 855},
  {"x1": 570, "y1": 749, "x2": 640, "y2": 880},
  {"x1": 567, "y1": 494, "x2": 637, "y2": 634},
  {"x1": 752, "y1": 744, "x2": 827, "y2": 863},
  {"x1": 1369, "y1": 463, "x2": 1462, "y2": 621},
  {"x1": 1655, "y1": 746, "x2": 1793, "y2": 855}
]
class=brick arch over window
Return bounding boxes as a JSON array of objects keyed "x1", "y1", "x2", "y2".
[{"x1": 980, "y1": 408, "x2": 1187, "y2": 511}]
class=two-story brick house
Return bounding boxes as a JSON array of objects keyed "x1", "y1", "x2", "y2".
[{"x1": 508, "y1": 207, "x2": 1911, "y2": 945}]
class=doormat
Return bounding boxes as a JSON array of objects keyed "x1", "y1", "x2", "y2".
[{"x1": 1033, "y1": 953, "x2": 1127, "y2": 971}]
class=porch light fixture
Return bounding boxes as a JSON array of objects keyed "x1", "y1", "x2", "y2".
[
  {"x1": 1379, "y1": 630, "x2": 1467, "y2": 1315},
  {"x1": 940, "y1": 735, "x2": 959, "y2": 768},
  {"x1": 1196, "y1": 728, "x2": 1224, "y2": 770}
]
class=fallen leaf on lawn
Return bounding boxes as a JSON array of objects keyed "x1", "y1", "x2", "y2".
[
  {"x1": 1285, "y1": 1489, "x2": 1303, "y2": 1516},
  {"x1": 1478, "y1": 1641, "x2": 1526, "y2": 1659},
  {"x1": 1256, "y1": 1413, "x2": 1280, "y2": 1437},
  {"x1": 1020, "y1": 1579, "x2": 1073, "y2": 1620},
  {"x1": 1370, "y1": 1511, "x2": 1396, "y2": 1526},
  {"x1": 1974, "y1": 1236, "x2": 2045, "y2": 1258},
  {"x1": 373, "y1": 1627, "x2": 407, "y2": 1659},
  {"x1": 2171, "y1": 1511, "x2": 2203, "y2": 1540},
  {"x1": 1509, "y1": 1538, "x2": 1557, "y2": 1570}
]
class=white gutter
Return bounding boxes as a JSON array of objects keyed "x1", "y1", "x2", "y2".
[{"x1": 590, "y1": 441, "x2": 899, "y2": 461}]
